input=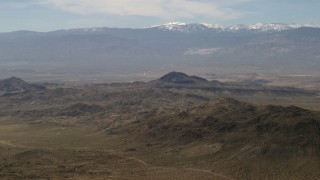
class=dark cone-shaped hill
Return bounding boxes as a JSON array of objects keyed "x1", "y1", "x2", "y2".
[
  {"x1": 159, "y1": 71, "x2": 209, "y2": 84},
  {"x1": 0, "y1": 77, "x2": 45, "y2": 93},
  {"x1": 150, "y1": 72, "x2": 316, "y2": 97}
]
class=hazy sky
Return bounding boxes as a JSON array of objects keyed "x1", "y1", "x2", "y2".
[{"x1": 1, "y1": 0, "x2": 320, "y2": 32}]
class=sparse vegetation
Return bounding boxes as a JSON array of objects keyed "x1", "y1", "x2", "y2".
[{"x1": 0, "y1": 73, "x2": 320, "y2": 179}]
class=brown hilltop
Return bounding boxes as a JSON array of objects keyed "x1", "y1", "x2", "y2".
[{"x1": 118, "y1": 97, "x2": 320, "y2": 157}]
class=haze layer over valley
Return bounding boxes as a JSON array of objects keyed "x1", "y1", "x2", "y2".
[{"x1": 1, "y1": 23, "x2": 320, "y2": 90}]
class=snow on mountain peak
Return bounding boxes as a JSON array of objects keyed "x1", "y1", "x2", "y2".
[
  {"x1": 201, "y1": 23, "x2": 224, "y2": 29},
  {"x1": 150, "y1": 22, "x2": 186, "y2": 29},
  {"x1": 148, "y1": 22, "x2": 223, "y2": 32},
  {"x1": 248, "y1": 23, "x2": 297, "y2": 31}
]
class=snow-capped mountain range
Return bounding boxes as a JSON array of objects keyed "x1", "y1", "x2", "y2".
[
  {"x1": 1, "y1": 21, "x2": 320, "y2": 79},
  {"x1": 148, "y1": 22, "x2": 320, "y2": 33},
  {"x1": 51, "y1": 22, "x2": 320, "y2": 35}
]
